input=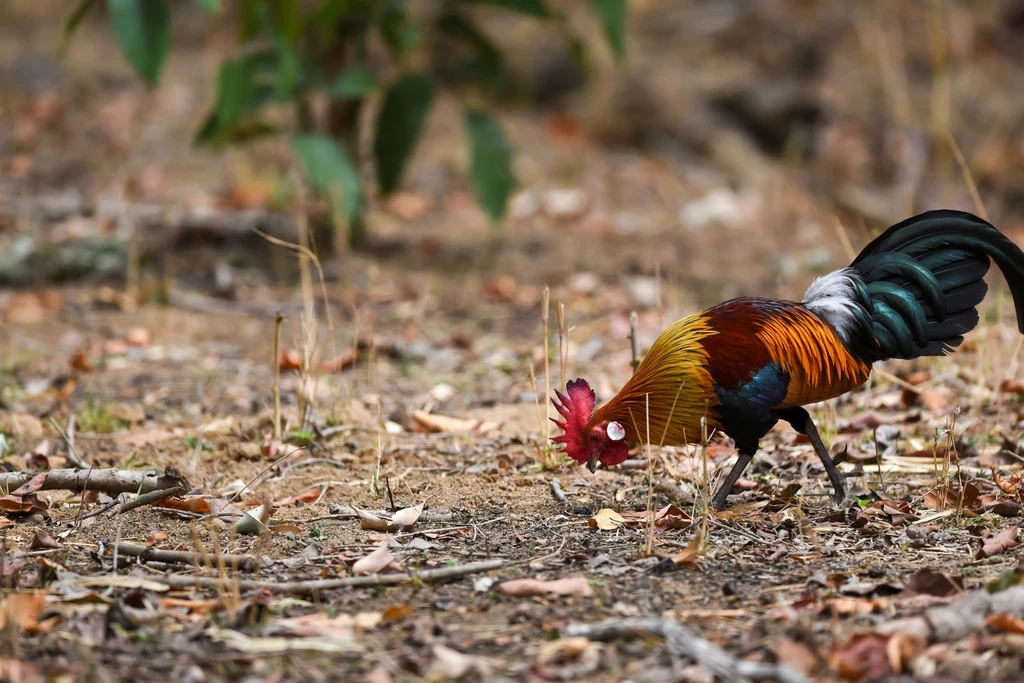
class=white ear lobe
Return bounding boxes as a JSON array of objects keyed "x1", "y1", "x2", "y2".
[{"x1": 607, "y1": 421, "x2": 625, "y2": 441}]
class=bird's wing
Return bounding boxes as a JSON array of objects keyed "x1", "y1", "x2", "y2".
[{"x1": 705, "y1": 298, "x2": 870, "y2": 410}]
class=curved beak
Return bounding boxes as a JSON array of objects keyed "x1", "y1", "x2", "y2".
[{"x1": 587, "y1": 453, "x2": 599, "y2": 473}]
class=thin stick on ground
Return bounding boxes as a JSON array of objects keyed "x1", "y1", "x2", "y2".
[
  {"x1": 148, "y1": 558, "x2": 503, "y2": 595},
  {"x1": 117, "y1": 486, "x2": 185, "y2": 515},
  {"x1": 566, "y1": 617, "x2": 809, "y2": 683},
  {"x1": 629, "y1": 311, "x2": 641, "y2": 373},
  {"x1": 50, "y1": 417, "x2": 87, "y2": 469},
  {"x1": 111, "y1": 542, "x2": 258, "y2": 573},
  {"x1": 542, "y1": 285, "x2": 551, "y2": 444},
  {"x1": 946, "y1": 131, "x2": 988, "y2": 222},
  {"x1": 272, "y1": 310, "x2": 284, "y2": 440}
]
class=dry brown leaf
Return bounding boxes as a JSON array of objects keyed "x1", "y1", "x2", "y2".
[
  {"x1": 498, "y1": 577, "x2": 594, "y2": 598},
  {"x1": 0, "y1": 592, "x2": 48, "y2": 633},
  {"x1": 279, "y1": 349, "x2": 302, "y2": 371},
  {"x1": 904, "y1": 569, "x2": 964, "y2": 597},
  {"x1": 923, "y1": 483, "x2": 978, "y2": 511},
  {"x1": 411, "y1": 410, "x2": 497, "y2": 434},
  {"x1": 588, "y1": 508, "x2": 625, "y2": 531},
  {"x1": 770, "y1": 637, "x2": 818, "y2": 677},
  {"x1": 977, "y1": 527, "x2": 1020, "y2": 559},
  {"x1": 821, "y1": 597, "x2": 890, "y2": 617},
  {"x1": 536, "y1": 636, "x2": 593, "y2": 669},
  {"x1": 0, "y1": 658, "x2": 43, "y2": 683},
  {"x1": 364, "y1": 666, "x2": 393, "y2": 683},
  {"x1": 30, "y1": 530, "x2": 60, "y2": 550},
  {"x1": 125, "y1": 327, "x2": 151, "y2": 347},
  {"x1": 391, "y1": 503, "x2": 424, "y2": 528},
  {"x1": 0, "y1": 517, "x2": 15, "y2": 530},
  {"x1": 117, "y1": 428, "x2": 178, "y2": 447},
  {"x1": 1001, "y1": 379, "x2": 1024, "y2": 396},
  {"x1": 832, "y1": 633, "x2": 892, "y2": 680},
  {"x1": 987, "y1": 612, "x2": 1024, "y2": 635},
  {"x1": 316, "y1": 348, "x2": 358, "y2": 374},
  {"x1": 381, "y1": 604, "x2": 413, "y2": 622},
  {"x1": 619, "y1": 504, "x2": 692, "y2": 529},
  {"x1": 278, "y1": 611, "x2": 382, "y2": 637},
  {"x1": 357, "y1": 509, "x2": 392, "y2": 532},
  {"x1": 427, "y1": 644, "x2": 491, "y2": 680},
  {"x1": 0, "y1": 473, "x2": 49, "y2": 514},
  {"x1": 273, "y1": 487, "x2": 325, "y2": 507},
  {"x1": 352, "y1": 541, "x2": 396, "y2": 575},
  {"x1": 885, "y1": 632, "x2": 924, "y2": 674},
  {"x1": 671, "y1": 527, "x2": 705, "y2": 571},
  {"x1": 69, "y1": 350, "x2": 94, "y2": 372}
]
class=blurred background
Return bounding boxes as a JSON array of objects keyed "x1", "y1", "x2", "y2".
[{"x1": 1, "y1": 0, "x2": 1024, "y2": 411}]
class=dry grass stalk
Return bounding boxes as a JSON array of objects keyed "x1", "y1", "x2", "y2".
[
  {"x1": 272, "y1": 311, "x2": 284, "y2": 440},
  {"x1": 542, "y1": 286, "x2": 551, "y2": 445}
]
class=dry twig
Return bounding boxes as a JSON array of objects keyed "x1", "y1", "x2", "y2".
[
  {"x1": 112, "y1": 542, "x2": 258, "y2": 573},
  {"x1": 149, "y1": 558, "x2": 503, "y2": 595},
  {"x1": 565, "y1": 617, "x2": 808, "y2": 683}
]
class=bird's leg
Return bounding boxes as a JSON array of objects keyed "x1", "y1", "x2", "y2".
[
  {"x1": 778, "y1": 407, "x2": 846, "y2": 504},
  {"x1": 710, "y1": 449, "x2": 755, "y2": 509}
]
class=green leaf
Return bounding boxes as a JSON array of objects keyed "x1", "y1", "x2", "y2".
[
  {"x1": 194, "y1": 0, "x2": 220, "y2": 12},
  {"x1": 472, "y1": 0, "x2": 549, "y2": 17},
  {"x1": 380, "y1": 0, "x2": 420, "y2": 56},
  {"x1": 435, "y1": 9, "x2": 504, "y2": 87},
  {"x1": 106, "y1": 0, "x2": 171, "y2": 86},
  {"x1": 588, "y1": 0, "x2": 626, "y2": 61},
  {"x1": 373, "y1": 73, "x2": 435, "y2": 195},
  {"x1": 327, "y1": 68, "x2": 377, "y2": 99},
  {"x1": 194, "y1": 56, "x2": 275, "y2": 145},
  {"x1": 464, "y1": 109, "x2": 513, "y2": 222},
  {"x1": 292, "y1": 134, "x2": 362, "y2": 222},
  {"x1": 62, "y1": 0, "x2": 97, "y2": 53}
]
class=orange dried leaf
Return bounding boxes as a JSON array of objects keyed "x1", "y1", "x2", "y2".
[
  {"x1": 274, "y1": 487, "x2": 324, "y2": 507},
  {"x1": 988, "y1": 612, "x2": 1024, "y2": 635},
  {"x1": 498, "y1": 577, "x2": 593, "y2": 598}
]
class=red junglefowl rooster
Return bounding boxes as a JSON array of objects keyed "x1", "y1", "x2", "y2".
[{"x1": 552, "y1": 210, "x2": 1024, "y2": 508}]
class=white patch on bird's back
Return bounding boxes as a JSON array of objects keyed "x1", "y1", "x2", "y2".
[{"x1": 803, "y1": 268, "x2": 866, "y2": 344}]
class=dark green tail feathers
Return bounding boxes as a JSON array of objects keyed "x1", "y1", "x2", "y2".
[{"x1": 850, "y1": 210, "x2": 1024, "y2": 360}]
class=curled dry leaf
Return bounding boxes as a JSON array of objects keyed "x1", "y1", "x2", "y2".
[
  {"x1": 0, "y1": 472, "x2": 49, "y2": 514},
  {"x1": 904, "y1": 568, "x2": 964, "y2": 597},
  {"x1": 391, "y1": 502, "x2": 424, "y2": 528},
  {"x1": 977, "y1": 526, "x2": 1019, "y2": 559},
  {"x1": 671, "y1": 526, "x2": 705, "y2": 571},
  {"x1": 0, "y1": 591, "x2": 49, "y2": 633},
  {"x1": 352, "y1": 541, "x2": 397, "y2": 575},
  {"x1": 588, "y1": 508, "x2": 625, "y2": 531},
  {"x1": 427, "y1": 644, "x2": 491, "y2": 680},
  {"x1": 619, "y1": 504, "x2": 691, "y2": 529},
  {"x1": 0, "y1": 517, "x2": 15, "y2": 530},
  {"x1": 411, "y1": 410, "x2": 497, "y2": 434},
  {"x1": 357, "y1": 509, "x2": 392, "y2": 532},
  {"x1": 498, "y1": 577, "x2": 594, "y2": 598},
  {"x1": 30, "y1": 530, "x2": 60, "y2": 550},
  {"x1": 279, "y1": 349, "x2": 303, "y2": 371},
  {"x1": 769, "y1": 637, "x2": 819, "y2": 677},
  {"x1": 832, "y1": 633, "x2": 892, "y2": 681},
  {"x1": 381, "y1": 603, "x2": 413, "y2": 622},
  {"x1": 987, "y1": 612, "x2": 1024, "y2": 635},
  {"x1": 274, "y1": 487, "x2": 325, "y2": 507},
  {"x1": 923, "y1": 483, "x2": 978, "y2": 511}
]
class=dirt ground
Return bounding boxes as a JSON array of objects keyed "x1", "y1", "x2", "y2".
[{"x1": 4, "y1": 1, "x2": 1024, "y2": 681}]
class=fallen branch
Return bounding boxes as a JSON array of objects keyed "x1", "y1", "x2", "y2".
[
  {"x1": 0, "y1": 467, "x2": 191, "y2": 496},
  {"x1": 876, "y1": 584, "x2": 1024, "y2": 643},
  {"x1": 148, "y1": 558, "x2": 503, "y2": 595},
  {"x1": 112, "y1": 543, "x2": 258, "y2": 573},
  {"x1": 565, "y1": 617, "x2": 808, "y2": 683},
  {"x1": 118, "y1": 486, "x2": 186, "y2": 515}
]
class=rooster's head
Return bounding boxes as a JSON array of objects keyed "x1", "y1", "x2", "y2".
[{"x1": 551, "y1": 379, "x2": 629, "y2": 472}]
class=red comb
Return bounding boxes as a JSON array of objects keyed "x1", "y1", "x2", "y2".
[{"x1": 550, "y1": 379, "x2": 595, "y2": 462}]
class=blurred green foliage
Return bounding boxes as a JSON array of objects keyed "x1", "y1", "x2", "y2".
[{"x1": 65, "y1": 0, "x2": 627, "y2": 246}]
